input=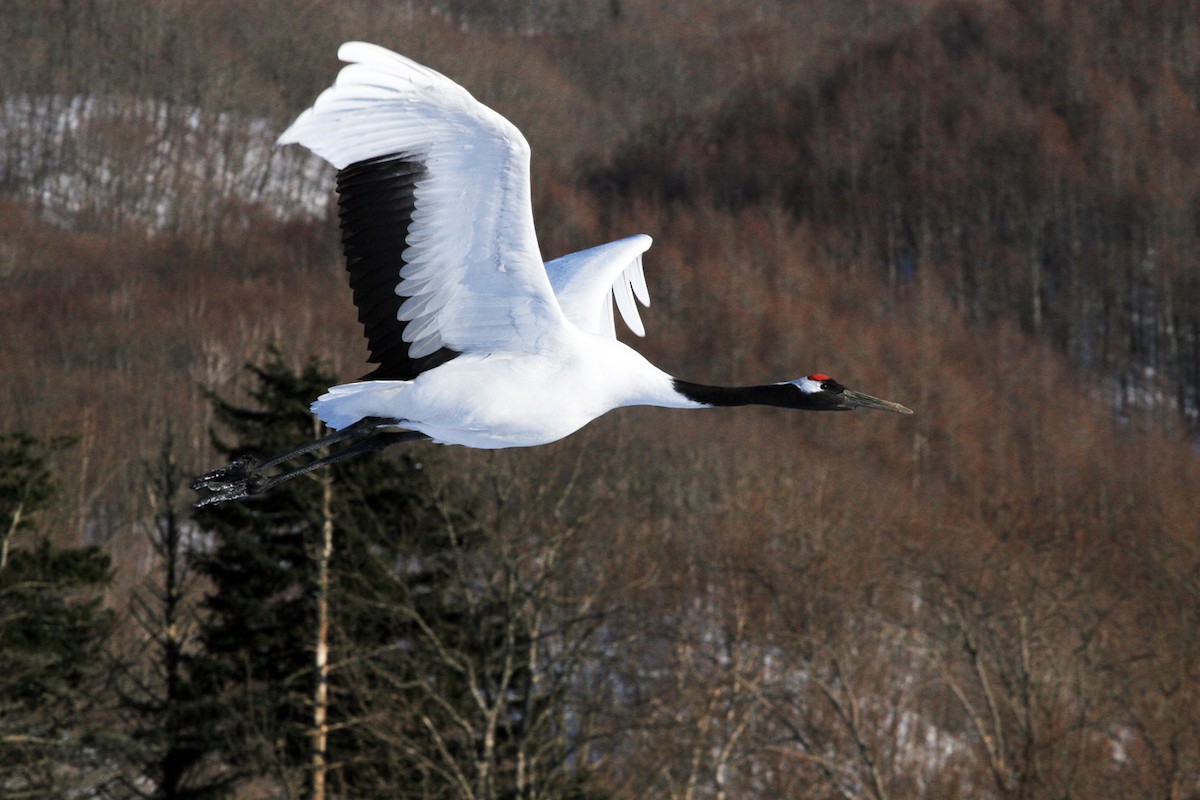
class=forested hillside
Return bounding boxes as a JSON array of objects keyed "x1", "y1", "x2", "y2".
[{"x1": 1, "y1": 1, "x2": 1198, "y2": 798}]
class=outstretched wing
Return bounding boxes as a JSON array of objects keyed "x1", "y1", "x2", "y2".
[
  {"x1": 545, "y1": 234, "x2": 653, "y2": 339},
  {"x1": 278, "y1": 42, "x2": 567, "y2": 380}
]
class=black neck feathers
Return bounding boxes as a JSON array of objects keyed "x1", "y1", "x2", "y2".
[
  {"x1": 672, "y1": 379, "x2": 847, "y2": 412},
  {"x1": 672, "y1": 380, "x2": 796, "y2": 409}
]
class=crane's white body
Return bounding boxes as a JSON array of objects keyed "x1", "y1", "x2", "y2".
[
  {"x1": 316, "y1": 334, "x2": 699, "y2": 447},
  {"x1": 194, "y1": 42, "x2": 911, "y2": 504},
  {"x1": 278, "y1": 43, "x2": 699, "y2": 447}
]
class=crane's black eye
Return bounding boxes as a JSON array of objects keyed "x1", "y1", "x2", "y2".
[{"x1": 821, "y1": 380, "x2": 843, "y2": 393}]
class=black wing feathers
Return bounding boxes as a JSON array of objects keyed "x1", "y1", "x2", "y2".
[{"x1": 336, "y1": 152, "x2": 460, "y2": 381}]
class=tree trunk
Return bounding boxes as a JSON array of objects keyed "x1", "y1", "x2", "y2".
[{"x1": 311, "y1": 467, "x2": 334, "y2": 800}]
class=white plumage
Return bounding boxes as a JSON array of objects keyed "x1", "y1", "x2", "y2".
[
  {"x1": 278, "y1": 42, "x2": 561, "y2": 362},
  {"x1": 193, "y1": 42, "x2": 910, "y2": 504},
  {"x1": 279, "y1": 43, "x2": 674, "y2": 446}
]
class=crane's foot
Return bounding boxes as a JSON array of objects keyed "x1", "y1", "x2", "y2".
[
  {"x1": 191, "y1": 424, "x2": 429, "y2": 507},
  {"x1": 192, "y1": 459, "x2": 272, "y2": 507}
]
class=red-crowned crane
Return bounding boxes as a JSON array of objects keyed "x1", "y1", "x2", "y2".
[{"x1": 194, "y1": 42, "x2": 912, "y2": 506}]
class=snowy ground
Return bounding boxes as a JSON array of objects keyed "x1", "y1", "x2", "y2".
[{"x1": 0, "y1": 94, "x2": 332, "y2": 232}]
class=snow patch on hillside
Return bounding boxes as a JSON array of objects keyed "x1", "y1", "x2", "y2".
[{"x1": 0, "y1": 94, "x2": 333, "y2": 231}]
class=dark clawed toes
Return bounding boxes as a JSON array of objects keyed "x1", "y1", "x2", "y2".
[
  {"x1": 192, "y1": 458, "x2": 264, "y2": 506},
  {"x1": 194, "y1": 486, "x2": 247, "y2": 508}
]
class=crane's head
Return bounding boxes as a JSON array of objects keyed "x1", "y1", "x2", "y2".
[{"x1": 788, "y1": 374, "x2": 913, "y2": 414}]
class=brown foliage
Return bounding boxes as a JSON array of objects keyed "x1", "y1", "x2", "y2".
[
  {"x1": 594, "y1": 0, "x2": 1200, "y2": 433},
  {"x1": 1, "y1": 2, "x2": 1198, "y2": 797}
]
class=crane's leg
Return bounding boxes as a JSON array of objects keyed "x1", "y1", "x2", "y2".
[{"x1": 192, "y1": 418, "x2": 428, "y2": 507}]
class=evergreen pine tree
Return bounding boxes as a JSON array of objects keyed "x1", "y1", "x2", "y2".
[
  {"x1": 191, "y1": 350, "x2": 600, "y2": 798},
  {"x1": 0, "y1": 432, "x2": 116, "y2": 798},
  {"x1": 191, "y1": 350, "x2": 478, "y2": 798},
  {"x1": 191, "y1": 352, "x2": 344, "y2": 796},
  {"x1": 116, "y1": 435, "x2": 232, "y2": 799}
]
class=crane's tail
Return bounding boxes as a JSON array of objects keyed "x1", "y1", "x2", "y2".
[{"x1": 311, "y1": 380, "x2": 411, "y2": 431}]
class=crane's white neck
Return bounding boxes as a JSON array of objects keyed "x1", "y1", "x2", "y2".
[{"x1": 598, "y1": 341, "x2": 802, "y2": 412}]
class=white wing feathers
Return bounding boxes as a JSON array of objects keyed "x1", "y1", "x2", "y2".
[
  {"x1": 277, "y1": 42, "x2": 564, "y2": 359},
  {"x1": 545, "y1": 235, "x2": 653, "y2": 338},
  {"x1": 278, "y1": 42, "x2": 657, "y2": 364}
]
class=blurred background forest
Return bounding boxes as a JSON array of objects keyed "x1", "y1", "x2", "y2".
[{"x1": 2, "y1": 0, "x2": 1199, "y2": 798}]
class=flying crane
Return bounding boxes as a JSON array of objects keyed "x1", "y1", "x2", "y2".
[{"x1": 194, "y1": 42, "x2": 912, "y2": 506}]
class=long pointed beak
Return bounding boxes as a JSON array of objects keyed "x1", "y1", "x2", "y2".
[{"x1": 838, "y1": 388, "x2": 914, "y2": 414}]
